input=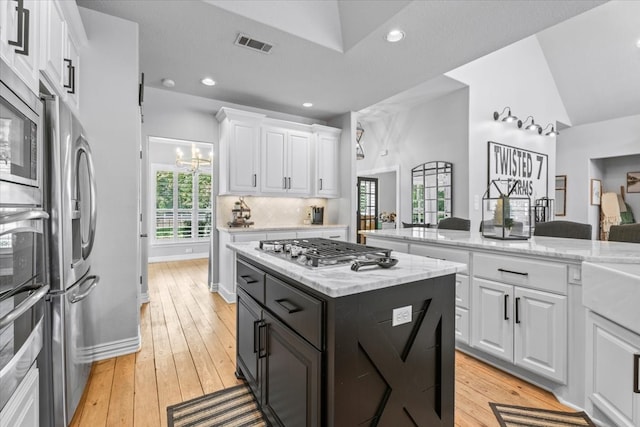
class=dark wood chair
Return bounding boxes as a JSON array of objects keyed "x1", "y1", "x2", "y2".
[
  {"x1": 533, "y1": 220, "x2": 592, "y2": 240},
  {"x1": 608, "y1": 223, "x2": 640, "y2": 243},
  {"x1": 437, "y1": 217, "x2": 470, "y2": 231}
]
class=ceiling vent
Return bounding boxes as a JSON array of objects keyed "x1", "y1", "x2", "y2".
[{"x1": 235, "y1": 33, "x2": 273, "y2": 54}]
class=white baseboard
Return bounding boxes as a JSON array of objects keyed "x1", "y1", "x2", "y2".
[
  {"x1": 76, "y1": 330, "x2": 141, "y2": 363},
  {"x1": 217, "y1": 283, "x2": 236, "y2": 304},
  {"x1": 148, "y1": 253, "x2": 208, "y2": 263},
  {"x1": 139, "y1": 291, "x2": 149, "y2": 304},
  {"x1": 209, "y1": 282, "x2": 218, "y2": 292}
]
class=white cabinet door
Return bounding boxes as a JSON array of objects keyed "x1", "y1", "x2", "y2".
[
  {"x1": 229, "y1": 122, "x2": 260, "y2": 193},
  {"x1": 261, "y1": 127, "x2": 287, "y2": 194},
  {"x1": 455, "y1": 307, "x2": 470, "y2": 345},
  {"x1": 586, "y1": 312, "x2": 640, "y2": 427},
  {"x1": 39, "y1": 0, "x2": 66, "y2": 91},
  {"x1": 471, "y1": 278, "x2": 513, "y2": 362},
  {"x1": 1, "y1": 0, "x2": 39, "y2": 93},
  {"x1": 514, "y1": 287, "x2": 567, "y2": 383},
  {"x1": 261, "y1": 127, "x2": 311, "y2": 195},
  {"x1": 286, "y1": 131, "x2": 311, "y2": 195},
  {"x1": 0, "y1": 366, "x2": 39, "y2": 427},
  {"x1": 316, "y1": 133, "x2": 339, "y2": 197}
]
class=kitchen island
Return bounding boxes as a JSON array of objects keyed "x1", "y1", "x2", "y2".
[
  {"x1": 227, "y1": 241, "x2": 466, "y2": 427},
  {"x1": 360, "y1": 228, "x2": 640, "y2": 425}
]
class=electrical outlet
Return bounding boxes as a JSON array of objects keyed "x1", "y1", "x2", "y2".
[{"x1": 392, "y1": 305, "x2": 412, "y2": 327}]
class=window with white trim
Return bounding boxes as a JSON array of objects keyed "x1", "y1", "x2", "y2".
[{"x1": 153, "y1": 166, "x2": 212, "y2": 243}]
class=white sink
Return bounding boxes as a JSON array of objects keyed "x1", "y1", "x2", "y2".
[{"x1": 582, "y1": 262, "x2": 640, "y2": 334}]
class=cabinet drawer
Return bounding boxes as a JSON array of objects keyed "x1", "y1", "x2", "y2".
[
  {"x1": 474, "y1": 252, "x2": 567, "y2": 295},
  {"x1": 409, "y1": 244, "x2": 469, "y2": 274},
  {"x1": 266, "y1": 275, "x2": 323, "y2": 350},
  {"x1": 237, "y1": 260, "x2": 265, "y2": 304},
  {"x1": 456, "y1": 274, "x2": 470, "y2": 309},
  {"x1": 366, "y1": 237, "x2": 409, "y2": 254}
]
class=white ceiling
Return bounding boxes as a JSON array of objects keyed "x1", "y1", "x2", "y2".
[{"x1": 76, "y1": 0, "x2": 637, "y2": 126}]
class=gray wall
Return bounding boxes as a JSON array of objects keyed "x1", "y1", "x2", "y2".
[
  {"x1": 78, "y1": 8, "x2": 140, "y2": 356},
  {"x1": 357, "y1": 88, "x2": 470, "y2": 225}
]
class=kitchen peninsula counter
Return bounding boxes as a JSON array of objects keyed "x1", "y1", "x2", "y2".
[
  {"x1": 217, "y1": 224, "x2": 348, "y2": 233},
  {"x1": 360, "y1": 228, "x2": 640, "y2": 263},
  {"x1": 361, "y1": 227, "x2": 640, "y2": 425}
]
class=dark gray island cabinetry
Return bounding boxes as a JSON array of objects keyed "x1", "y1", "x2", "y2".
[{"x1": 231, "y1": 246, "x2": 462, "y2": 427}]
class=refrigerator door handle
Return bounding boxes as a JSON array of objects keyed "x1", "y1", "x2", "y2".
[
  {"x1": 74, "y1": 136, "x2": 98, "y2": 260},
  {"x1": 0, "y1": 284, "x2": 49, "y2": 329},
  {"x1": 70, "y1": 275, "x2": 100, "y2": 304}
]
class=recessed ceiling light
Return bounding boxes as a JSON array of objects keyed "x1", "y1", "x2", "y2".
[
  {"x1": 201, "y1": 77, "x2": 216, "y2": 86},
  {"x1": 302, "y1": 102, "x2": 313, "y2": 108},
  {"x1": 161, "y1": 78, "x2": 175, "y2": 88},
  {"x1": 385, "y1": 29, "x2": 405, "y2": 43}
]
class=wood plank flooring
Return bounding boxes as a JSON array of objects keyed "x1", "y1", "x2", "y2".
[{"x1": 71, "y1": 259, "x2": 572, "y2": 426}]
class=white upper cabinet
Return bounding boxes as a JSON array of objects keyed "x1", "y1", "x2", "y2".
[
  {"x1": 261, "y1": 125, "x2": 311, "y2": 195},
  {"x1": 217, "y1": 107, "x2": 339, "y2": 198},
  {"x1": 313, "y1": 126, "x2": 340, "y2": 198},
  {"x1": 217, "y1": 108, "x2": 264, "y2": 195},
  {"x1": 1, "y1": 0, "x2": 40, "y2": 93},
  {"x1": 39, "y1": 0, "x2": 86, "y2": 111}
]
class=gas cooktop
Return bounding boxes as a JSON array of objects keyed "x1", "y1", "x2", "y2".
[{"x1": 257, "y1": 238, "x2": 392, "y2": 268}]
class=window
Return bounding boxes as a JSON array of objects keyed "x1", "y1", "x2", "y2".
[{"x1": 153, "y1": 167, "x2": 212, "y2": 242}]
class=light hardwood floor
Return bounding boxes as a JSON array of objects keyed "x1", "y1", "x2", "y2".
[{"x1": 71, "y1": 259, "x2": 572, "y2": 426}]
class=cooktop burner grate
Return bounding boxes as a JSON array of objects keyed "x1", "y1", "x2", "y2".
[{"x1": 258, "y1": 238, "x2": 392, "y2": 267}]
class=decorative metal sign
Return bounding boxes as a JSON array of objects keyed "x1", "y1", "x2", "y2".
[{"x1": 487, "y1": 141, "x2": 548, "y2": 199}]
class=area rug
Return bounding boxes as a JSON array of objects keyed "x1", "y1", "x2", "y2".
[
  {"x1": 490, "y1": 402, "x2": 595, "y2": 427},
  {"x1": 167, "y1": 383, "x2": 269, "y2": 427}
]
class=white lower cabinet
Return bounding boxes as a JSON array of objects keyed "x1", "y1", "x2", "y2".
[
  {"x1": 472, "y1": 278, "x2": 567, "y2": 383},
  {"x1": 586, "y1": 311, "x2": 640, "y2": 427},
  {"x1": 0, "y1": 365, "x2": 39, "y2": 427}
]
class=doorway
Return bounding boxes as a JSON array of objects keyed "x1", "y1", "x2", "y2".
[
  {"x1": 141, "y1": 137, "x2": 216, "y2": 301},
  {"x1": 357, "y1": 177, "x2": 378, "y2": 243}
]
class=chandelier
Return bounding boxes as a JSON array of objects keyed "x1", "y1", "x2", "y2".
[{"x1": 176, "y1": 144, "x2": 212, "y2": 173}]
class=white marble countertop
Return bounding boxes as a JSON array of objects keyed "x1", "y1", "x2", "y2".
[
  {"x1": 218, "y1": 224, "x2": 348, "y2": 233},
  {"x1": 227, "y1": 241, "x2": 466, "y2": 298},
  {"x1": 361, "y1": 228, "x2": 640, "y2": 264}
]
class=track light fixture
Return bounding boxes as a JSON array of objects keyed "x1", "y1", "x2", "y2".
[
  {"x1": 517, "y1": 116, "x2": 542, "y2": 134},
  {"x1": 493, "y1": 107, "x2": 518, "y2": 122},
  {"x1": 542, "y1": 124, "x2": 559, "y2": 137}
]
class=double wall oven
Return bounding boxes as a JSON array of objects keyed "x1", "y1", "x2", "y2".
[{"x1": 0, "y1": 59, "x2": 48, "y2": 424}]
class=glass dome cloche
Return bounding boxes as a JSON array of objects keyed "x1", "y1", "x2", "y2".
[{"x1": 481, "y1": 180, "x2": 531, "y2": 240}]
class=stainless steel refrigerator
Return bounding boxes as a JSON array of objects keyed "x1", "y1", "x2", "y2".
[{"x1": 41, "y1": 94, "x2": 99, "y2": 427}]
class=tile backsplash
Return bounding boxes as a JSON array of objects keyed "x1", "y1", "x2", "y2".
[{"x1": 217, "y1": 196, "x2": 327, "y2": 227}]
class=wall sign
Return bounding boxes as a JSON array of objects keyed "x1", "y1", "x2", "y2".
[{"x1": 487, "y1": 141, "x2": 548, "y2": 199}]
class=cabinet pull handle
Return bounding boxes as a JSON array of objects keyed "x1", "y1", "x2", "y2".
[
  {"x1": 253, "y1": 320, "x2": 260, "y2": 353},
  {"x1": 288, "y1": 177, "x2": 291, "y2": 189},
  {"x1": 239, "y1": 275, "x2": 258, "y2": 285},
  {"x1": 252, "y1": 174, "x2": 257, "y2": 187},
  {"x1": 515, "y1": 297, "x2": 521, "y2": 324},
  {"x1": 319, "y1": 178, "x2": 323, "y2": 190},
  {"x1": 504, "y1": 294, "x2": 509, "y2": 320},
  {"x1": 64, "y1": 59, "x2": 76, "y2": 94},
  {"x1": 328, "y1": 235, "x2": 340, "y2": 239},
  {"x1": 275, "y1": 298, "x2": 300, "y2": 314},
  {"x1": 498, "y1": 268, "x2": 529, "y2": 277},
  {"x1": 634, "y1": 353, "x2": 640, "y2": 393},
  {"x1": 258, "y1": 321, "x2": 268, "y2": 359},
  {"x1": 8, "y1": 0, "x2": 29, "y2": 56},
  {"x1": 283, "y1": 177, "x2": 287, "y2": 189}
]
